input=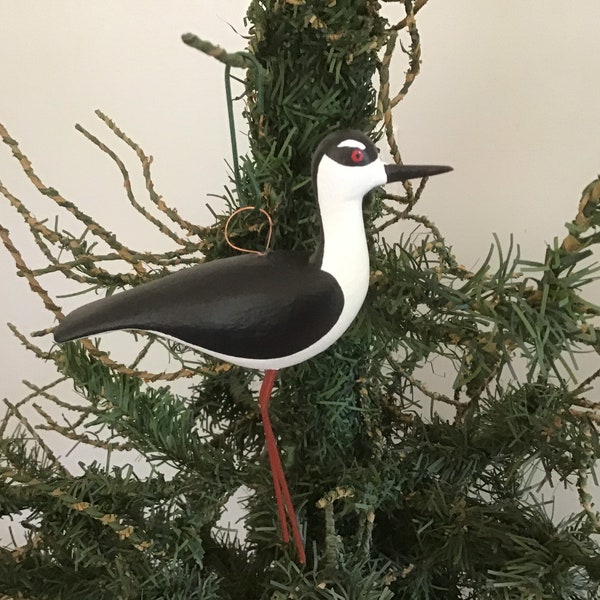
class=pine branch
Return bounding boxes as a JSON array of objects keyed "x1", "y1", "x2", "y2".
[{"x1": 1, "y1": 1, "x2": 600, "y2": 597}]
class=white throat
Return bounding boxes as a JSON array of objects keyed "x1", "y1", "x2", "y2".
[{"x1": 315, "y1": 156, "x2": 375, "y2": 341}]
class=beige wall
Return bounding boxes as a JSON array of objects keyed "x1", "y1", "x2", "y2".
[{"x1": 1, "y1": 1, "x2": 598, "y2": 541}]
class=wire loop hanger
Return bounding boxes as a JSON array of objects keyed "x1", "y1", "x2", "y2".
[{"x1": 224, "y1": 206, "x2": 273, "y2": 255}]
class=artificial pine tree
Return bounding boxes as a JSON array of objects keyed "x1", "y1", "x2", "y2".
[{"x1": 1, "y1": 1, "x2": 600, "y2": 598}]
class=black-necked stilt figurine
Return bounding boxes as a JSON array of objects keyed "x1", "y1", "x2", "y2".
[{"x1": 54, "y1": 130, "x2": 452, "y2": 564}]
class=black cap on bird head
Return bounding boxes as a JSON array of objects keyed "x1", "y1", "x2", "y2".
[{"x1": 311, "y1": 129, "x2": 452, "y2": 196}]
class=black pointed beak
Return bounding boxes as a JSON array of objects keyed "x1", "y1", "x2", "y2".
[{"x1": 385, "y1": 163, "x2": 453, "y2": 183}]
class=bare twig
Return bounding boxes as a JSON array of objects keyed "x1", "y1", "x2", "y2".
[
  {"x1": 3, "y1": 399, "x2": 69, "y2": 475},
  {"x1": 94, "y1": 110, "x2": 206, "y2": 238},
  {"x1": 569, "y1": 406, "x2": 600, "y2": 425},
  {"x1": 21, "y1": 379, "x2": 92, "y2": 415},
  {"x1": 33, "y1": 403, "x2": 134, "y2": 452},
  {"x1": 572, "y1": 364, "x2": 600, "y2": 396},
  {"x1": 0, "y1": 224, "x2": 64, "y2": 317},
  {"x1": 378, "y1": 32, "x2": 403, "y2": 166},
  {"x1": 8, "y1": 323, "x2": 58, "y2": 361},
  {"x1": 378, "y1": 1, "x2": 423, "y2": 203},
  {"x1": 0, "y1": 122, "x2": 147, "y2": 274},
  {"x1": 390, "y1": 1, "x2": 422, "y2": 109},
  {"x1": 74, "y1": 123, "x2": 188, "y2": 246},
  {"x1": 15, "y1": 376, "x2": 68, "y2": 410},
  {"x1": 0, "y1": 179, "x2": 71, "y2": 269},
  {"x1": 181, "y1": 33, "x2": 255, "y2": 69},
  {"x1": 388, "y1": 0, "x2": 430, "y2": 31}
]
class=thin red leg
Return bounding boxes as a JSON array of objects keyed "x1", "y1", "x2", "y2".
[
  {"x1": 259, "y1": 369, "x2": 306, "y2": 564},
  {"x1": 259, "y1": 370, "x2": 288, "y2": 542}
]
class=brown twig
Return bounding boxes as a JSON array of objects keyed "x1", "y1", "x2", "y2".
[
  {"x1": 572, "y1": 364, "x2": 600, "y2": 396},
  {"x1": 389, "y1": 0, "x2": 430, "y2": 31},
  {"x1": 94, "y1": 110, "x2": 206, "y2": 238},
  {"x1": 78, "y1": 341, "x2": 198, "y2": 382},
  {"x1": 14, "y1": 376, "x2": 68, "y2": 410},
  {"x1": 21, "y1": 379, "x2": 92, "y2": 415},
  {"x1": 0, "y1": 122, "x2": 147, "y2": 275},
  {"x1": 8, "y1": 323, "x2": 59, "y2": 361},
  {"x1": 0, "y1": 199, "x2": 205, "y2": 382},
  {"x1": 33, "y1": 403, "x2": 134, "y2": 452},
  {"x1": 0, "y1": 179, "x2": 74, "y2": 272},
  {"x1": 378, "y1": 1, "x2": 424, "y2": 203},
  {"x1": 379, "y1": 32, "x2": 403, "y2": 162},
  {"x1": 390, "y1": 1, "x2": 422, "y2": 109},
  {"x1": 0, "y1": 225, "x2": 63, "y2": 318},
  {"x1": 74, "y1": 123, "x2": 188, "y2": 246},
  {"x1": 3, "y1": 399, "x2": 69, "y2": 475}
]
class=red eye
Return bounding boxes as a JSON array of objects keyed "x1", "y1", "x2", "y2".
[{"x1": 351, "y1": 148, "x2": 364, "y2": 163}]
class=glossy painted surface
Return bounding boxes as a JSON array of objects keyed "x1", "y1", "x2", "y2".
[
  {"x1": 54, "y1": 130, "x2": 451, "y2": 369},
  {"x1": 54, "y1": 251, "x2": 344, "y2": 367}
]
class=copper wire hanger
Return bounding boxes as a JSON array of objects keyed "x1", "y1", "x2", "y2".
[{"x1": 224, "y1": 206, "x2": 273, "y2": 255}]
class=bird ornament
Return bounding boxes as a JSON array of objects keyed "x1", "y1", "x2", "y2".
[{"x1": 54, "y1": 130, "x2": 452, "y2": 564}]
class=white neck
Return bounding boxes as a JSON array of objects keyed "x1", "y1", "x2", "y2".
[
  {"x1": 316, "y1": 160, "x2": 371, "y2": 330},
  {"x1": 319, "y1": 195, "x2": 369, "y2": 282}
]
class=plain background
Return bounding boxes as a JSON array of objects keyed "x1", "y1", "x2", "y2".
[{"x1": 1, "y1": 1, "x2": 599, "y2": 544}]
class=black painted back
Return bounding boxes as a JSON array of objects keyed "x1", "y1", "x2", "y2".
[{"x1": 54, "y1": 252, "x2": 345, "y2": 360}]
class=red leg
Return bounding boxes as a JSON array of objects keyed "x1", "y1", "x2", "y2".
[
  {"x1": 259, "y1": 369, "x2": 288, "y2": 542},
  {"x1": 259, "y1": 369, "x2": 306, "y2": 564}
]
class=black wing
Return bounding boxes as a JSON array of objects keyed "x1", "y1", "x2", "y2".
[{"x1": 54, "y1": 251, "x2": 344, "y2": 360}]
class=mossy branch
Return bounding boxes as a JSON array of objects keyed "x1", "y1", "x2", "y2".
[
  {"x1": 0, "y1": 113, "x2": 227, "y2": 385},
  {"x1": 2, "y1": 1, "x2": 600, "y2": 595},
  {"x1": 181, "y1": 33, "x2": 255, "y2": 69}
]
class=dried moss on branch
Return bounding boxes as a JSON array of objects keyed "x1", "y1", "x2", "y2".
[{"x1": 1, "y1": 1, "x2": 600, "y2": 598}]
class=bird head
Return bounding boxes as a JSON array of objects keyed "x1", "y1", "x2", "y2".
[{"x1": 312, "y1": 130, "x2": 452, "y2": 203}]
